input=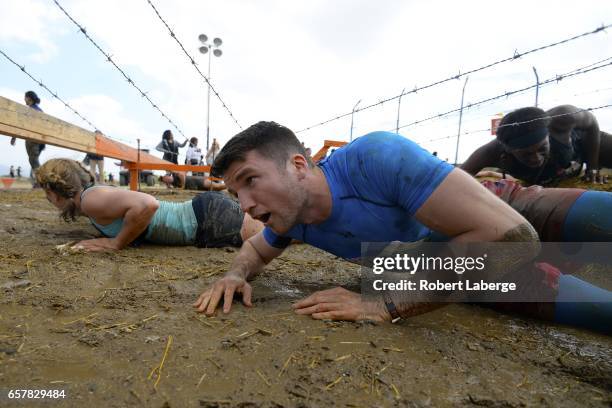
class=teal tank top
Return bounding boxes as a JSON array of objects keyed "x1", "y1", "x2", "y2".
[{"x1": 82, "y1": 186, "x2": 198, "y2": 245}]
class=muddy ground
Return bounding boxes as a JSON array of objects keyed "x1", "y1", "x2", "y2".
[{"x1": 0, "y1": 183, "x2": 610, "y2": 407}]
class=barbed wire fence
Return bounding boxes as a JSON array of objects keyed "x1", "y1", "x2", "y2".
[
  {"x1": 144, "y1": 0, "x2": 242, "y2": 131},
  {"x1": 420, "y1": 103, "x2": 612, "y2": 147},
  {"x1": 393, "y1": 58, "x2": 612, "y2": 132},
  {"x1": 3, "y1": 6, "x2": 611, "y2": 164},
  {"x1": 52, "y1": 0, "x2": 188, "y2": 141},
  {"x1": 437, "y1": 82, "x2": 612, "y2": 136},
  {"x1": 296, "y1": 22, "x2": 611, "y2": 134},
  {"x1": 395, "y1": 58, "x2": 612, "y2": 161},
  {"x1": 0, "y1": 48, "x2": 100, "y2": 132}
]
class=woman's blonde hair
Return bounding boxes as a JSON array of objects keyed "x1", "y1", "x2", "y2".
[{"x1": 36, "y1": 159, "x2": 94, "y2": 221}]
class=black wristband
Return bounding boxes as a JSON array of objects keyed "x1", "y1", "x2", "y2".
[{"x1": 383, "y1": 293, "x2": 401, "y2": 323}]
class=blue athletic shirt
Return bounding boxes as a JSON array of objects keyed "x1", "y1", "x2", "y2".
[{"x1": 263, "y1": 131, "x2": 454, "y2": 260}]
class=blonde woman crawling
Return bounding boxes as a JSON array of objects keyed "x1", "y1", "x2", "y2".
[{"x1": 37, "y1": 159, "x2": 263, "y2": 252}]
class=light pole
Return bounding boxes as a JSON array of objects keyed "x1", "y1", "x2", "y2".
[
  {"x1": 198, "y1": 34, "x2": 223, "y2": 151},
  {"x1": 350, "y1": 99, "x2": 361, "y2": 142}
]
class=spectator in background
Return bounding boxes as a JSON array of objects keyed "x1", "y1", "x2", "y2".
[
  {"x1": 10, "y1": 91, "x2": 46, "y2": 186},
  {"x1": 205, "y1": 138, "x2": 221, "y2": 166},
  {"x1": 84, "y1": 130, "x2": 106, "y2": 182},
  {"x1": 186, "y1": 137, "x2": 204, "y2": 176},
  {"x1": 461, "y1": 105, "x2": 612, "y2": 185},
  {"x1": 17, "y1": 166, "x2": 22, "y2": 178},
  {"x1": 157, "y1": 130, "x2": 187, "y2": 164},
  {"x1": 9, "y1": 165, "x2": 15, "y2": 178},
  {"x1": 185, "y1": 137, "x2": 203, "y2": 165}
]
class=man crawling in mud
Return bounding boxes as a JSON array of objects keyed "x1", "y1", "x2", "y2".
[
  {"x1": 37, "y1": 159, "x2": 263, "y2": 251},
  {"x1": 159, "y1": 171, "x2": 226, "y2": 191},
  {"x1": 193, "y1": 122, "x2": 611, "y2": 334},
  {"x1": 461, "y1": 105, "x2": 612, "y2": 185}
]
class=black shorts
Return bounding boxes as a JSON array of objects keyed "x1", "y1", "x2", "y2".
[
  {"x1": 192, "y1": 192, "x2": 244, "y2": 248},
  {"x1": 184, "y1": 176, "x2": 205, "y2": 190}
]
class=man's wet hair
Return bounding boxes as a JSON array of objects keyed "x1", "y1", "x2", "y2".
[
  {"x1": 496, "y1": 107, "x2": 549, "y2": 146},
  {"x1": 211, "y1": 121, "x2": 312, "y2": 177}
]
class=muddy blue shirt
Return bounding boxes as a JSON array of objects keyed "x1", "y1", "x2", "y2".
[{"x1": 263, "y1": 131, "x2": 454, "y2": 260}]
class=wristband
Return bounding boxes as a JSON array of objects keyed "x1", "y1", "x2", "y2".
[{"x1": 383, "y1": 293, "x2": 401, "y2": 323}]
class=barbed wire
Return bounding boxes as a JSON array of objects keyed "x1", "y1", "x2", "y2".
[
  {"x1": 560, "y1": 55, "x2": 612, "y2": 77},
  {"x1": 0, "y1": 49, "x2": 154, "y2": 146},
  {"x1": 52, "y1": 0, "x2": 187, "y2": 140},
  {"x1": 419, "y1": 103, "x2": 612, "y2": 146},
  {"x1": 393, "y1": 58, "x2": 612, "y2": 132},
  {"x1": 144, "y1": 0, "x2": 243, "y2": 130},
  {"x1": 296, "y1": 22, "x2": 611, "y2": 134},
  {"x1": 0, "y1": 48, "x2": 100, "y2": 130},
  {"x1": 513, "y1": 84, "x2": 612, "y2": 116},
  {"x1": 383, "y1": 79, "x2": 612, "y2": 135}
]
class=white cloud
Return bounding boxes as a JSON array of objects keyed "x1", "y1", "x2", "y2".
[{"x1": 0, "y1": 0, "x2": 64, "y2": 63}]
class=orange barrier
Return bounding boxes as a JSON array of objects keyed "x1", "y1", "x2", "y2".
[
  {"x1": 1, "y1": 178, "x2": 15, "y2": 189},
  {"x1": 312, "y1": 140, "x2": 347, "y2": 163},
  {"x1": 0, "y1": 95, "x2": 216, "y2": 191}
]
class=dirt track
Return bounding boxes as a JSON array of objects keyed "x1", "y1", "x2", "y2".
[{"x1": 0, "y1": 186, "x2": 610, "y2": 407}]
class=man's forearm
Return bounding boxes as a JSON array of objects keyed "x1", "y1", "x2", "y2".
[
  {"x1": 496, "y1": 222, "x2": 539, "y2": 242},
  {"x1": 395, "y1": 223, "x2": 539, "y2": 317},
  {"x1": 227, "y1": 240, "x2": 266, "y2": 281},
  {"x1": 478, "y1": 222, "x2": 541, "y2": 283},
  {"x1": 392, "y1": 299, "x2": 445, "y2": 318}
]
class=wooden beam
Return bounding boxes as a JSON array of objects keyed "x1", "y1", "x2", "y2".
[
  {"x1": 0, "y1": 95, "x2": 95, "y2": 152},
  {"x1": 0, "y1": 95, "x2": 166, "y2": 164}
]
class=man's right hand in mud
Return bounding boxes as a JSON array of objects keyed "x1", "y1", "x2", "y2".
[
  {"x1": 193, "y1": 233, "x2": 283, "y2": 316},
  {"x1": 193, "y1": 274, "x2": 254, "y2": 315}
]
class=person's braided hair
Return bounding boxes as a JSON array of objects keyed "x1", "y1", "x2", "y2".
[{"x1": 36, "y1": 159, "x2": 94, "y2": 221}]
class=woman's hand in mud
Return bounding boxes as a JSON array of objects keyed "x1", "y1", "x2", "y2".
[
  {"x1": 292, "y1": 287, "x2": 390, "y2": 322},
  {"x1": 73, "y1": 238, "x2": 120, "y2": 252},
  {"x1": 193, "y1": 274, "x2": 253, "y2": 316}
]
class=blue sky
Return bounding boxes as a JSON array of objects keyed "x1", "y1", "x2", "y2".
[{"x1": 1, "y1": 0, "x2": 612, "y2": 176}]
